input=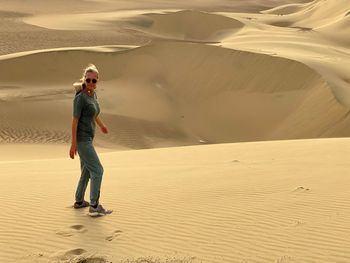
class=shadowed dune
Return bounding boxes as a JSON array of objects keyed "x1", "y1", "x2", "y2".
[
  {"x1": 261, "y1": 2, "x2": 311, "y2": 15},
  {"x1": 0, "y1": 40, "x2": 349, "y2": 148},
  {"x1": 119, "y1": 10, "x2": 245, "y2": 42},
  {"x1": 261, "y1": 0, "x2": 350, "y2": 31}
]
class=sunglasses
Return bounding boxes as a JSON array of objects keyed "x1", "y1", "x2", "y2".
[{"x1": 85, "y1": 78, "x2": 98, "y2": 84}]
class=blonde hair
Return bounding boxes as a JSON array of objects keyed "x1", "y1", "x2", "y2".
[{"x1": 73, "y1": 63, "x2": 99, "y2": 93}]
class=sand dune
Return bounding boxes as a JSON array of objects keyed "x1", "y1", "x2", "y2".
[
  {"x1": 1, "y1": 38, "x2": 348, "y2": 147},
  {"x1": 0, "y1": 0, "x2": 316, "y2": 56},
  {"x1": 2, "y1": 139, "x2": 350, "y2": 262},
  {"x1": 0, "y1": 0, "x2": 313, "y2": 15},
  {"x1": 120, "y1": 10, "x2": 245, "y2": 42},
  {"x1": 260, "y1": 2, "x2": 311, "y2": 15},
  {"x1": 1, "y1": 0, "x2": 350, "y2": 262},
  {"x1": 316, "y1": 13, "x2": 350, "y2": 46},
  {"x1": 261, "y1": 0, "x2": 350, "y2": 29},
  {"x1": 0, "y1": 9, "x2": 152, "y2": 56},
  {"x1": 215, "y1": 1, "x2": 350, "y2": 108}
]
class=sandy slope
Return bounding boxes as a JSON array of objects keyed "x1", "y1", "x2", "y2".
[
  {"x1": 1, "y1": 0, "x2": 350, "y2": 262},
  {"x1": 261, "y1": 0, "x2": 349, "y2": 29},
  {"x1": 259, "y1": 0, "x2": 350, "y2": 46},
  {"x1": 0, "y1": 0, "x2": 312, "y2": 55},
  {"x1": 261, "y1": 2, "x2": 311, "y2": 15},
  {"x1": 1, "y1": 39, "x2": 348, "y2": 147},
  {"x1": 1, "y1": 5, "x2": 350, "y2": 147},
  {"x1": 214, "y1": 1, "x2": 350, "y2": 106},
  {"x1": 0, "y1": 0, "x2": 312, "y2": 15},
  {"x1": 2, "y1": 138, "x2": 350, "y2": 262}
]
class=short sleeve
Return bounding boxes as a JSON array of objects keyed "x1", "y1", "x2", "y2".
[{"x1": 73, "y1": 94, "x2": 84, "y2": 118}]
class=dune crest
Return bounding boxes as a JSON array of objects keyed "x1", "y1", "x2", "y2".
[
  {"x1": 260, "y1": 2, "x2": 311, "y2": 15},
  {"x1": 262, "y1": 0, "x2": 350, "y2": 29},
  {"x1": 121, "y1": 10, "x2": 245, "y2": 42},
  {"x1": 0, "y1": 40, "x2": 348, "y2": 147}
]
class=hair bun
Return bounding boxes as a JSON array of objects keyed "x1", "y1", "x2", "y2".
[{"x1": 73, "y1": 82, "x2": 83, "y2": 92}]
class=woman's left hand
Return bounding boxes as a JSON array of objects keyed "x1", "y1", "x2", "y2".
[{"x1": 101, "y1": 125, "x2": 108, "y2": 134}]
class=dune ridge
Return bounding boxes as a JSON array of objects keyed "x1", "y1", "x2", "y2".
[
  {"x1": 1, "y1": 39, "x2": 348, "y2": 147},
  {"x1": 261, "y1": 0, "x2": 350, "y2": 30},
  {"x1": 120, "y1": 10, "x2": 245, "y2": 42},
  {"x1": 260, "y1": 2, "x2": 312, "y2": 15}
]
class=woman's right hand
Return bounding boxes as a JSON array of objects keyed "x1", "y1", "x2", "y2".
[{"x1": 69, "y1": 143, "x2": 77, "y2": 159}]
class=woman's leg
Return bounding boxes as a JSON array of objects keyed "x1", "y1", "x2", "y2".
[
  {"x1": 74, "y1": 157, "x2": 90, "y2": 203},
  {"x1": 77, "y1": 140, "x2": 104, "y2": 207}
]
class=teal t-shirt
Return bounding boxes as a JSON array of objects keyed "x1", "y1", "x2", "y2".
[{"x1": 73, "y1": 91, "x2": 100, "y2": 141}]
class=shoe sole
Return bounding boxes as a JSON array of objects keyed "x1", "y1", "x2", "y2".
[
  {"x1": 74, "y1": 205, "x2": 89, "y2": 209},
  {"x1": 88, "y1": 211, "x2": 113, "y2": 217},
  {"x1": 88, "y1": 212, "x2": 104, "y2": 217}
]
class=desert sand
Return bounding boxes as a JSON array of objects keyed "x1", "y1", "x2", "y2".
[{"x1": 1, "y1": 0, "x2": 350, "y2": 262}]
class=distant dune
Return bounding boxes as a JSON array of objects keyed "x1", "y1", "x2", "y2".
[
  {"x1": 261, "y1": 0, "x2": 350, "y2": 30},
  {"x1": 119, "y1": 10, "x2": 245, "y2": 42},
  {"x1": 1, "y1": 39, "x2": 348, "y2": 148},
  {"x1": 261, "y1": 2, "x2": 311, "y2": 15}
]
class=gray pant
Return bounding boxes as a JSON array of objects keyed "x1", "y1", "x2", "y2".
[{"x1": 75, "y1": 139, "x2": 104, "y2": 206}]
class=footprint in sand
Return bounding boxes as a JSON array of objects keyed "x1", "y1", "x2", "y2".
[
  {"x1": 55, "y1": 224, "x2": 87, "y2": 237},
  {"x1": 292, "y1": 186, "x2": 310, "y2": 193},
  {"x1": 290, "y1": 219, "x2": 305, "y2": 227},
  {"x1": 50, "y1": 248, "x2": 109, "y2": 262},
  {"x1": 50, "y1": 248, "x2": 86, "y2": 260},
  {"x1": 274, "y1": 255, "x2": 298, "y2": 262},
  {"x1": 105, "y1": 230, "x2": 122, "y2": 241}
]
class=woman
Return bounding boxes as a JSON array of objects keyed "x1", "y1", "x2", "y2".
[{"x1": 69, "y1": 63, "x2": 112, "y2": 217}]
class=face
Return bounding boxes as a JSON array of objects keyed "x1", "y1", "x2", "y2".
[{"x1": 84, "y1": 71, "x2": 98, "y2": 91}]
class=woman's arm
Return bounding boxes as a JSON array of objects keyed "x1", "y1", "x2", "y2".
[
  {"x1": 71, "y1": 117, "x2": 79, "y2": 143},
  {"x1": 96, "y1": 115, "x2": 108, "y2": 134},
  {"x1": 69, "y1": 117, "x2": 79, "y2": 159},
  {"x1": 95, "y1": 115, "x2": 105, "y2": 128}
]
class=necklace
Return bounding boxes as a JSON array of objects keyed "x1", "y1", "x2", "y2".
[{"x1": 84, "y1": 89, "x2": 94, "y2": 97}]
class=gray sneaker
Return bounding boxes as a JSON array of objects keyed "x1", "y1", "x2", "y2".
[
  {"x1": 73, "y1": 200, "x2": 89, "y2": 209},
  {"x1": 88, "y1": 204, "x2": 113, "y2": 217}
]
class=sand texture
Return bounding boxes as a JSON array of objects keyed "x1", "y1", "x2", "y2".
[{"x1": 1, "y1": 0, "x2": 350, "y2": 262}]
